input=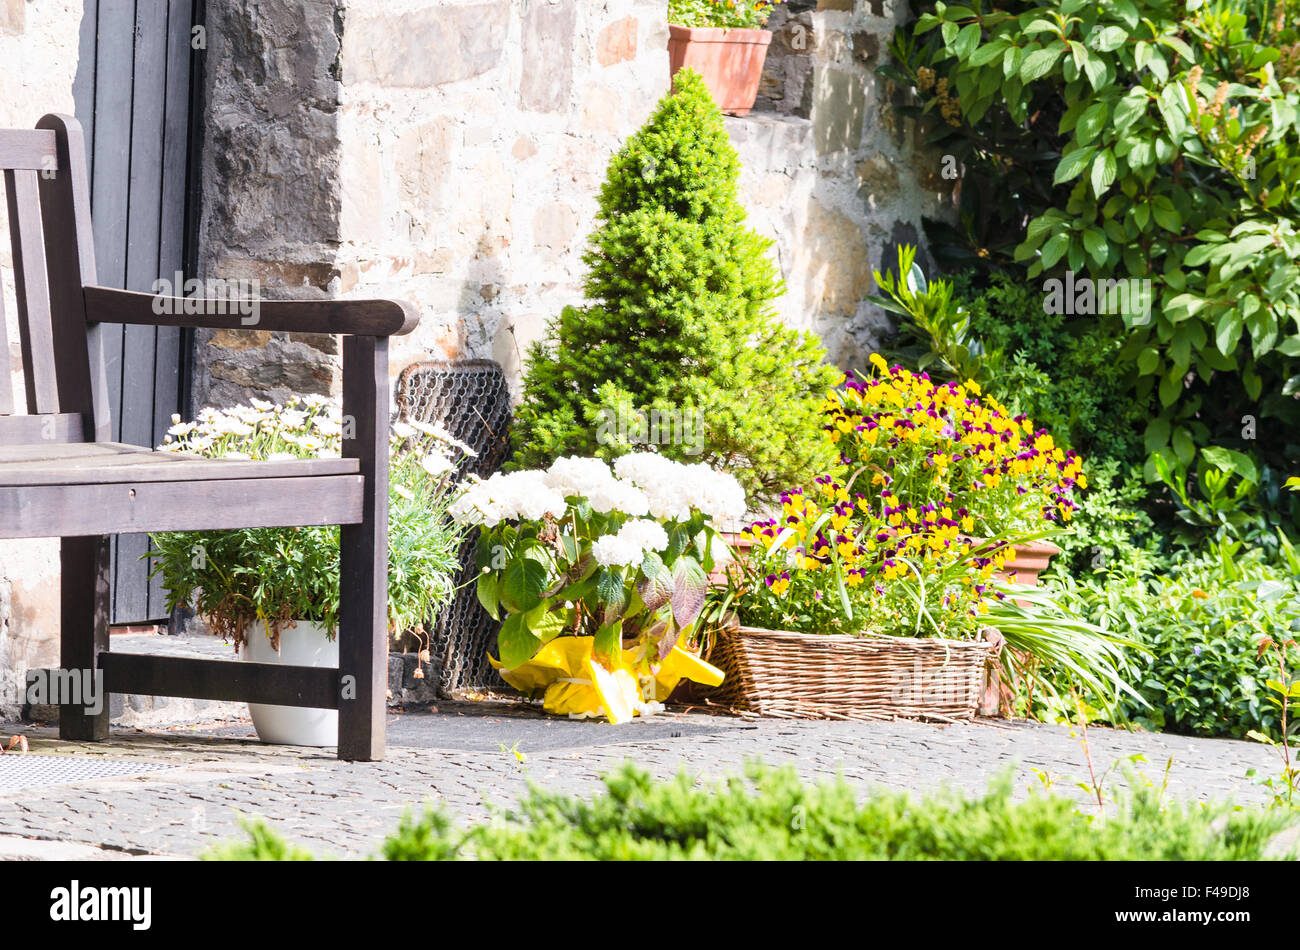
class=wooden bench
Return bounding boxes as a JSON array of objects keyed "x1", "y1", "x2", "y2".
[{"x1": 0, "y1": 114, "x2": 419, "y2": 761}]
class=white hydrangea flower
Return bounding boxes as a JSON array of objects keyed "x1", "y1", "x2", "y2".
[
  {"x1": 589, "y1": 479, "x2": 650, "y2": 516},
  {"x1": 590, "y1": 518, "x2": 669, "y2": 567},
  {"x1": 618, "y1": 518, "x2": 669, "y2": 553},
  {"x1": 613, "y1": 453, "x2": 745, "y2": 521},
  {"x1": 449, "y1": 470, "x2": 568, "y2": 527},
  {"x1": 544, "y1": 456, "x2": 651, "y2": 516},
  {"x1": 545, "y1": 456, "x2": 616, "y2": 497}
]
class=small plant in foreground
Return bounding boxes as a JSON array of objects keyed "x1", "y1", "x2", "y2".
[
  {"x1": 204, "y1": 817, "x2": 317, "y2": 861},
  {"x1": 205, "y1": 762, "x2": 1298, "y2": 861},
  {"x1": 1248, "y1": 635, "x2": 1300, "y2": 808}
]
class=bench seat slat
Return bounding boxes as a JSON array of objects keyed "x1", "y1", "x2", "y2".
[
  {"x1": 0, "y1": 474, "x2": 363, "y2": 538},
  {"x1": 0, "y1": 441, "x2": 360, "y2": 484},
  {"x1": 100, "y1": 653, "x2": 340, "y2": 709}
]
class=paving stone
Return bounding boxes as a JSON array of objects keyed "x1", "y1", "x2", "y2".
[{"x1": 0, "y1": 705, "x2": 1286, "y2": 859}]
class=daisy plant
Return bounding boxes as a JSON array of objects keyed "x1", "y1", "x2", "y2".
[{"x1": 150, "y1": 398, "x2": 469, "y2": 651}]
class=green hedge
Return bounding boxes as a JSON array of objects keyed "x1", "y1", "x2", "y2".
[{"x1": 206, "y1": 762, "x2": 1295, "y2": 861}]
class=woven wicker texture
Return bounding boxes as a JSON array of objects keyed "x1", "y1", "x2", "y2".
[
  {"x1": 396, "y1": 359, "x2": 512, "y2": 696},
  {"x1": 705, "y1": 626, "x2": 992, "y2": 721}
]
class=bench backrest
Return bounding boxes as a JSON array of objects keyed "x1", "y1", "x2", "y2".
[{"x1": 0, "y1": 114, "x2": 107, "y2": 445}]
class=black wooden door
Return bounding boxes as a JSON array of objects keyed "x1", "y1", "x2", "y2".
[{"x1": 73, "y1": 0, "x2": 201, "y2": 623}]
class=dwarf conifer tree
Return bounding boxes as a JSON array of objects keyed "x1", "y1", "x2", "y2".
[{"x1": 511, "y1": 70, "x2": 840, "y2": 501}]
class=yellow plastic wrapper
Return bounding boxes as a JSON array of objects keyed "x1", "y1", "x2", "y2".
[
  {"x1": 488, "y1": 636, "x2": 724, "y2": 724},
  {"x1": 645, "y1": 644, "x2": 725, "y2": 702}
]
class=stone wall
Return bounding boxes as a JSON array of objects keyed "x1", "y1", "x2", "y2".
[
  {"x1": 0, "y1": 0, "x2": 954, "y2": 711},
  {"x1": 196, "y1": 0, "x2": 673, "y2": 406},
  {"x1": 736, "y1": 0, "x2": 955, "y2": 374},
  {"x1": 196, "y1": 0, "x2": 955, "y2": 406},
  {"x1": 0, "y1": 0, "x2": 88, "y2": 718}
]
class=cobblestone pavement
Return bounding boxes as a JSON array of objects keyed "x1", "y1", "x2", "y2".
[{"x1": 0, "y1": 702, "x2": 1285, "y2": 859}]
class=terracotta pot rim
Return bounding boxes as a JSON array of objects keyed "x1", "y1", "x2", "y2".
[
  {"x1": 668, "y1": 24, "x2": 773, "y2": 44},
  {"x1": 1009, "y1": 539, "x2": 1061, "y2": 556}
]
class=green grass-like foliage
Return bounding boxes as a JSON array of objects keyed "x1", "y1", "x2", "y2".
[
  {"x1": 206, "y1": 762, "x2": 1295, "y2": 861},
  {"x1": 511, "y1": 70, "x2": 841, "y2": 502}
]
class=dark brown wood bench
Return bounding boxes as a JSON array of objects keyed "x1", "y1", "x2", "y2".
[{"x1": 0, "y1": 114, "x2": 419, "y2": 761}]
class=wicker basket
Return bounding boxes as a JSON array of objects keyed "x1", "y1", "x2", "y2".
[{"x1": 703, "y1": 625, "x2": 994, "y2": 721}]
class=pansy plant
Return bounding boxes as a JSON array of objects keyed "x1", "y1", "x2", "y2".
[{"x1": 727, "y1": 356, "x2": 1076, "y2": 639}]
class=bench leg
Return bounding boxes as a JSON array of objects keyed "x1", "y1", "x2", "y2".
[
  {"x1": 338, "y1": 334, "x2": 388, "y2": 761},
  {"x1": 59, "y1": 535, "x2": 110, "y2": 741}
]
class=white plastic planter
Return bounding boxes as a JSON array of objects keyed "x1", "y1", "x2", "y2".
[{"x1": 243, "y1": 620, "x2": 338, "y2": 747}]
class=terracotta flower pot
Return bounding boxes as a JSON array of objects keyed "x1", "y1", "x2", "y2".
[
  {"x1": 979, "y1": 540, "x2": 1061, "y2": 717},
  {"x1": 996, "y1": 540, "x2": 1060, "y2": 587},
  {"x1": 668, "y1": 25, "x2": 773, "y2": 117},
  {"x1": 710, "y1": 531, "x2": 756, "y2": 584}
]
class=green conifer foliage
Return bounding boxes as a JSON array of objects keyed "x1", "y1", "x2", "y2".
[{"x1": 511, "y1": 70, "x2": 841, "y2": 502}]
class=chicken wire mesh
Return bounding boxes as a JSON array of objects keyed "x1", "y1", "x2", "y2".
[{"x1": 396, "y1": 359, "x2": 512, "y2": 696}]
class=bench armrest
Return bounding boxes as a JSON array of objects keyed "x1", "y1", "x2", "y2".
[{"x1": 83, "y1": 285, "x2": 420, "y2": 336}]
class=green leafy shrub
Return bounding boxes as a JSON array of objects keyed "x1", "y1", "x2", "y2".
[
  {"x1": 958, "y1": 270, "x2": 1149, "y2": 471},
  {"x1": 668, "y1": 0, "x2": 773, "y2": 28},
  {"x1": 1052, "y1": 456, "x2": 1162, "y2": 572},
  {"x1": 207, "y1": 762, "x2": 1296, "y2": 861},
  {"x1": 204, "y1": 817, "x2": 318, "y2": 861},
  {"x1": 1048, "y1": 538, "x2": 1300, "y2": 738},
  {"x1": 889, "y1": 0, "x2": 1300, "y2": 530},
  {"x1": 511, "y1": 70, "x2": 841, "y2": 502}
]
